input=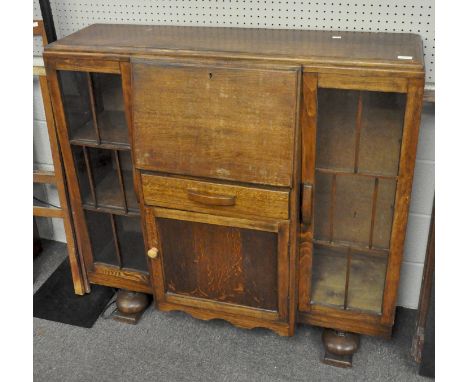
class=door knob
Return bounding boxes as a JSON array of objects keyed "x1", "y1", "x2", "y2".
[{"x1": 147, "y1": 247, "x2": 159, "y2": 259}]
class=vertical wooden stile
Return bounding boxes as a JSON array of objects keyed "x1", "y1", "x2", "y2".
[
  {"x1": 343, "y1": 247, "x2": 352, "y2": 309},
  {"x1": 86, "y1": 73, "x2": 101, "y2": 144},
  {"x1": 369, "y1": 177, "x2": 379, "y2": 249},
  {"x1": 109, "y1": 214, "x2": 122, "y2": 268},
  {"x1": 329, "y1": 174, "x2": 337, "y2": 242},
  {"x1": 82, "y1": 146, "x2": 97, "y2": 207},
  {"x1": 114, "y1": 150, "x2": 128, "y2": 213},
  {"x1": 354, "y1": 92, "x2": 363, "y2": 173}
]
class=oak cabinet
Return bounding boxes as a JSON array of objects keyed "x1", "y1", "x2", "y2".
[{"x1": 45, "y1": 24, "x2": 424, "y2": 364}]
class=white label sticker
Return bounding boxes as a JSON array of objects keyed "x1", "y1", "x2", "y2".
[
  {"x1": 332, "y1": 36, "x2": 342, "y2": 39},
  {"x1": 397, "y1": 55, "x2": 413, "y2": 60},
  {"x1": 33, "y1": 21, "x2": 38, "y2": 27}
]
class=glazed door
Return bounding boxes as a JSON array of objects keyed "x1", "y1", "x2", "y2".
[
  {"x1": 47, "y1": 60, "x2": 150, "y2": 293},
  {"x1": 298, "y1": 73, "x2": 422, "y2": 334},
  {"x1": 144, "y1": 206, "x2": 291, "y2": 332}
]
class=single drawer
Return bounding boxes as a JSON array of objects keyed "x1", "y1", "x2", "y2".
[
  {"x1": 141, "y1": 174, "x2": 289, "y2": 220},
  {"x1": 132, "y1": 59, "x2": 299, "y2": 187}
]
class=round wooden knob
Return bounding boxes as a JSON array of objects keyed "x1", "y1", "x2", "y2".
[{"x1": 147, "y1": 247, "x2": 159, "y2": 259}]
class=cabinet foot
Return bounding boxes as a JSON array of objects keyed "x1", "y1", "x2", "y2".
[
  {"x1": 321, "y1": 329, "x2": 360, "y2": 368},
  {"x1": 112, "y1": 289, "x2": 150, "y2": 325}
]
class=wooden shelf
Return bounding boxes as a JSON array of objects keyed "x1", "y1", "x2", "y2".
[
  {"x1": 69, "y1": 110, "x2": 130, "y2": 150},
  {"x1": 313, "y1": 239, "x2": 389, "y2": 256},
  {"x1": 310, "y1": 246, "x2": 387, "y2": 314},
  {"x1": 33, "y1": 170, "x2": 57, "y2": 184},
  {"x1": 82, "y1": 169, "x2": 139, "y2": 215},
  {"x1": 315, "y1": 167, "x2": 397, "y2": 180}
]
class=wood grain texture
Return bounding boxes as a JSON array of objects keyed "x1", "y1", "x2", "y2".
[
  {"x1": 47, "y1": 56, "x2": 120, "y2": 73},
  {"x1": 318, "y1": 74, "x2": 408, "y2": 93},
  {"x1": 89, "y1": 264, "x2": 151, "y2": 294},
  {"x1": 381, "y1": 78, "x2": 424, "y2": 325},
  {"x1": 298, "y1": 74, "x2": 318, "y2": 313},
  {"x1": 38, "y1": 74, "x2": 88, "y2": 294},
  {"x1": 141, "y1": 173, "x2": 289, "y2": 220},
  {"x1": 44, "y1": 24, "x2": 424, "y2": 75},
  {"x1": 144, "y1": 206, "x2": 293, "y2": 334},
  {"x1": 132, "y1": 60, "x2": 298, "y2": 186},
  {"x1": 158, "y1": 302, "x2": 290, "y2": 336},
  {"x1": 46, "y1": 66, "x2": 96, "y2": 276},
  {"x1": 159, "y1": 218, "x2": 278, "y2": 310}
]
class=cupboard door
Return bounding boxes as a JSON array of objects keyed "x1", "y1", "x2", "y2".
[
  {"x1": 144, "y1": 207, "x2": 291, "y2": 334},
  {"x1": 49, "y1": 64, "x2": 150, "y2": 293},
  {"x1": 299, "y1": 81, "x2": 409, "y2": 324},
  {"x1": 132, "y1": 59, "x2": 299, "y2": 187}
]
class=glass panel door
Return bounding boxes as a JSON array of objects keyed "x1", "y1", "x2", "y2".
[
  {"x1": 58, "y1": 68, "x2": 145, "y2": 275},
  {"x1": 311, "y1": 89, "x2": 406, "y2": 314}
]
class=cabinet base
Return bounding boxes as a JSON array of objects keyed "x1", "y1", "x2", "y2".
[
  {"x1": 321, "y1": 329, "x2": 360, "y2": 368},
  {"x1": 112, "y1": 289, "x2": 150, "y2": 325}
]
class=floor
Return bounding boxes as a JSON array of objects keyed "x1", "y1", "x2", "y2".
[{"x1": 34, "y1": 240, "x2": 427, "y2": 382}]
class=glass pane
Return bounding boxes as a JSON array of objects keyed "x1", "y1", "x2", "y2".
[
  {"x1": 119, "y1": 151, "x2": 139, "y2": 212},
  {"x1": 91, "y1": 73, "x2": 128, "y2": 146},
  {"x1": 316, "y1": 89, "x2": 358, "y2": 172},
  {"x1": 158, "y1": 218, "x2": 278, "y2": 311},
  {"x1": 372, "y1": 178, "x2": 397, "y2": 249},
  {"x1": 313, "y1": 171, "x2": 332, "y2": 241},
  {"x1": 59, "y1": 71, "x2": 128, "y2": 146},
  {"x1": 85, "y1": 210, "x2": 118, "y2": 266},
  {"x1": 115, "y1": 215, "x2": 147, "y2": 272},
  {"x1": 358, "y1": 92, "x2": 406, "y2": 176},
  {"x1": 58, "y1": 71, "x2": 94, "y2": 143},
  {"x1": 310, "y1": 245, "x2": 347, "y2": 307},
  {"x1": 71, "y1": 146, "x2": 92, "y2": 204},
  {"x1": 88, "y1": 148, "x2": 124, "y2": 210},
  {"x1": 334, "y1": 175, "x2": 374, "y2": 246},
  {"x1": 348, "y1": 252, "x2": 387, "y2": 313}
]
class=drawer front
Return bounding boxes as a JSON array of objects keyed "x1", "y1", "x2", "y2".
[
  {"x1": 141, "y1": 173, "x2": 289, "y2": 220},
  {"x1": 132, "y1": 60, "x2": 299, "y2": 187}
]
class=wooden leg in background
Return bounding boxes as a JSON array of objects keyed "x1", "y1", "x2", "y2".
[
  {"x1": 112, "y1": 289, "x2": 150, "y2": 325},
  {"x1": 321, "y1": 329, "x2": 360, "y2": 368}
]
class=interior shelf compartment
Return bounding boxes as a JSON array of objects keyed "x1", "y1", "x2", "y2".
[
  {"x1": 310, "y1": 244, "x2": 388, "y2": 314},
  {"x1": 72, "y1": 146, "x2": 139, "y2": 214},
  {"x1": 68, "y1": 110, "x2": 129, "y2": 149},
  {"x1": 85, "y1": 210, "x2": 147, "y2": 273},
  {"x1": 59, "y1": 71, "x2": 129, "y2": 149},
  {"x1": 316, "y1": 88, "x2": 406, "y2": 177},
  {"x1": 313, "y1": 171, "x2": 396, "y2": 250}
]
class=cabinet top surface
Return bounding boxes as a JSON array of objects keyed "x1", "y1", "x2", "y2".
[{"x1": 46, "y1": 24, "x2": 424, "y2": 72}]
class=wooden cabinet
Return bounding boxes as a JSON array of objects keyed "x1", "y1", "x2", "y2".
[{"x1": 45, "y1": 24, "x2": 424, "y2": 364}]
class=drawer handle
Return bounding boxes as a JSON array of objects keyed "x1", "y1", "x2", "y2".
[{"x1": 187, "y1": 189, "x2": 236, "y2": 206}]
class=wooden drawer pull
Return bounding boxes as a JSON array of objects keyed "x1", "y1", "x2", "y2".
[{"x1": 187, "y1": 189, "x2": 236, "y2": 206}]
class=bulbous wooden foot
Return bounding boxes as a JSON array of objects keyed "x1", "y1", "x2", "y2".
[
  {"x1": 112, "y1": 289, "x2": 150, "y2": 325},
  {"x1": 321, "y1": 329, "x2": 360, "y2": 368}
]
